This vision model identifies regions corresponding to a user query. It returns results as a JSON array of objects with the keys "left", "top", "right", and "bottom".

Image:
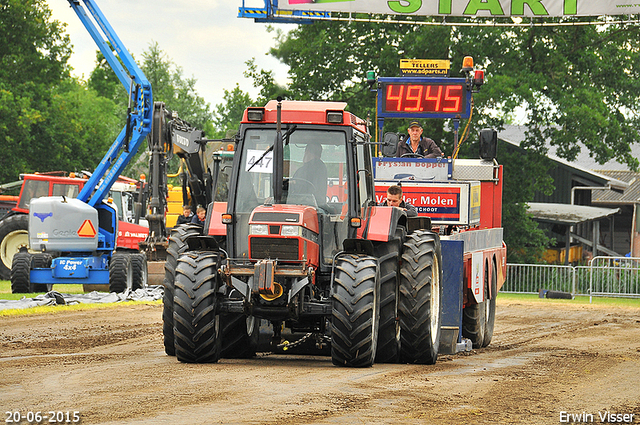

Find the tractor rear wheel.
[
  {"left": 0, "top": 214, "right": 29, "bottom": 281},
  {"left": 374, "top": 229, "right": 404, "bottom": 364},
  {"left": 163, "top": 224, "right": 201, "bottom": 356},
  {"left": 398, "top": 230, "right": 443, "bottom": 365},
  {"left": 109, "top": 253, "right": 132, "bottom": 293},
  {"left": 331, "top": 254, "right": 379, "bottom": 368},
  {"left": 10, "top": 251, "right": 32, "bottom": 293},
  {"left": 462, "top": 258, "right": 490, "bottom": 348},
  {"left": 220, "top": 314, "right": 259, "bottom": 359},
  {"left": 130, "top": 252, "right": 148, "bottom": 291},
  {"left": 463, "top": 260, "right": 491, "bottom": 349},
  {"left": 482, "top": 260, "right": 498, "bottom": 347},
  {"left": 173, "top": 251, "right": 221, "bottom": 363}
]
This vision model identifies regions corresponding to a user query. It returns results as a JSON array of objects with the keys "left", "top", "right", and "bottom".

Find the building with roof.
[{"left": 498, "top": 125, "right": 635, "bottom": 263}]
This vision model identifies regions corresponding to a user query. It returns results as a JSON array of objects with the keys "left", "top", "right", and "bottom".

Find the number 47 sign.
[{"left": 245, "top": 149, "right": 274, "bottom": 173}]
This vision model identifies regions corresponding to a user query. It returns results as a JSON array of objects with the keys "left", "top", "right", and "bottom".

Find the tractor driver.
[
  {"left": 396, "top": 121, "right": 443, "bottom": 158},
  {"left": 291, "top": 143, "right": 328, "bottom": 206},
  {"left": 381, "top": 185, "right": 418, "bottom": 217}
]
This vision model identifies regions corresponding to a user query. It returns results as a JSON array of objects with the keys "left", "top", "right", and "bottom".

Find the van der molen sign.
[{"left": 285, "top": 0, "right": 640, "bottom": 18}]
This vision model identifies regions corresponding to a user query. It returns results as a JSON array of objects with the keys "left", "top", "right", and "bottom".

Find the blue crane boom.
[{"left": 68, "top": 0, "right": 153, "bottom": 208}]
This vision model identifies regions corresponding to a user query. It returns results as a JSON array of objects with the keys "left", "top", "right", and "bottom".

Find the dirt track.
[{"left": 2, "top": 298, "right": 640, "bottom": 425}]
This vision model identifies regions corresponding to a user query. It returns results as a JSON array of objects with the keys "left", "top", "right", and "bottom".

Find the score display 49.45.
[{"left": 382, "top": 83, "right": 466, "bottom": 115}]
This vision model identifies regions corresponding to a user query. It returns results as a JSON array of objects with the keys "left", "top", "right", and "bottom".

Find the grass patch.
[
  {"left": 0, "top": 280, "right": 97, "bottom": 300},
  {"left": 0, "top": 299, "right": 161, "bottom": 317},
  {"left": 497, "top": 292, "right": 640, "bottom": 308}
]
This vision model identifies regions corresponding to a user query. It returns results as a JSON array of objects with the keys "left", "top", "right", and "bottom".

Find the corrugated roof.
[
  {"left": 592, "top": 170, "right": 640, "bottom": 205},
  {"left": 499, "top": 125, "right": 640, "bottom": 171},
  {"left": 498, "top": 127, "right": 629, "bottom": 192},
  {"left": 527, "top": 202, "right": 620, "bottom": 225}
]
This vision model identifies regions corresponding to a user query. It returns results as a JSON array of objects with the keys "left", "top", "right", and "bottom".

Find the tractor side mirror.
[
  {"left": 479, "top": 128, "right": 497, "bottom": 160},
  {"left": 382, "top": 132, "right": 400, "bottom": 157}
]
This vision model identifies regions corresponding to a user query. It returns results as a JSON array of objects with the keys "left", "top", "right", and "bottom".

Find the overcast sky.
[{"left": 46, "top": 0, "right": 292, "bottom": 109}]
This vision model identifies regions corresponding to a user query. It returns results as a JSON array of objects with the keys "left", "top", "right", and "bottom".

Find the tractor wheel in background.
[
  {"left": 163, "top": 224, "right": 201, "bottom": 356},
  {"left": 31, "top": 253, "right": 53, "bottom": 292},
  {"left": 220, "top": 314, "right": 259, "bottom": 359},
  {"left": 373, "top": 229, "right": 404, "bottom": 364},
  {"left": 130, "top": 252, "right": 148, "bottom": 290},
  {"left": 462, "top": 261, "right": 488, "bottom": 349},
  {"left": 0, "top": 214, "right": 29, "bottom": 281},
  {"left": 331, "top": 254, "right": 380, "bottom": 368},
  {"left": 10, "top": 251, "right": 32, "bottom": 293},
  {"left": 482, "top": 260, "right": 498, "bottom": 347},
  {"left": 398, "top": 230, "right": 443, "bottom": 365},
  {"left": 109, "top": 253, "right": 132, "bottom": 293},
  {"left": 173, "top": 251, "right": 221, "bottom": 363}
]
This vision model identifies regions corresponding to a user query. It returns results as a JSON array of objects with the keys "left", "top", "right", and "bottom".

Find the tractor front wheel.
[
  {"left": 398, "top": 230, "right": 443, "bottom": 365},
  {"left": 373, "top": 229, "right": 403, "bottom": 364},
  {"left": 331, "top": 254, "right": 380, "bottom": 368},
  {"left": 173, "top": 251, "right": 221, "bottom": 363},
  {"left": 220, "top": 314, "right": 259, "bottom": 359},
  {"left": 162, "top": 224, "right": 201, "bottom": 356}
]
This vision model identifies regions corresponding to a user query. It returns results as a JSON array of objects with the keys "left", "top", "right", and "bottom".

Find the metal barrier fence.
[{"left": 504, "top": 256, "right": 640, "bottom": 301}]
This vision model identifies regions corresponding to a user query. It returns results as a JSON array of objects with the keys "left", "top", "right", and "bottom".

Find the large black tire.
[
  {"left": 130, "top": 252, "right": 148, "bottom": 291},
  {"left": 10, "top": 251, "right": 32, "bottom": 293},
  {"left": 463, "top": 260, "right": 489, "bottom": 349},
  {"left": 398, "top": 231, "right": 443, "bottom": 365},
  {"left": 373, "top": 229, "right": 404, "bottom": 364},
  {"left": 109, "top": 253, "right": 132, "bottom": 293},
  {"left": 173, "top": 251, "right": 221, "bottom": 363},
  {"left": 31, "top": 253, "right": 53, "bottom": 292},
  {"left": 331, "top": 254, "right": 380, "bottom": 368},
  {"left": 220, "top": 314, "right": 259, "bottom": 359},
  {"left": 482, "top": 260, "right": 498, "bottom": 347},
  {"left": 163, "top": 224, "right": 201, "bottom": 356},
  {"left": 0, "top": 214, "right": 29, "bottom": 281}
]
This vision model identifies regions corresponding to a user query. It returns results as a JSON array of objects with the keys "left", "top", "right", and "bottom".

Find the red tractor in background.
[{"left": 0, "top": 172, "right": 148, "bottom": 290}]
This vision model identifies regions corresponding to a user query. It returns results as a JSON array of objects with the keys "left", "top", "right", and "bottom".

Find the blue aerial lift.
[{"left": 10, "top": 0, "right": 153, "bottom": 293}]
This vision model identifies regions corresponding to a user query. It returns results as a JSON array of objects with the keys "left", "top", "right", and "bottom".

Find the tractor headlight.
[
  {"left": 281, "top": 225, "right": 302, "bottom": 236},
  {"left": 250, "top": 224, "right": 269, "bottom": 235}
]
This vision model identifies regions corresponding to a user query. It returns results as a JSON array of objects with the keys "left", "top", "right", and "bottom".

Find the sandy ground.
[{"left": 1, "top": 298, "right": 639, "bottom": 425}]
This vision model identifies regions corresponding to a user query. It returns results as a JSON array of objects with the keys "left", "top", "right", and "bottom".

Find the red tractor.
[{"left": 162, "top": 99, "right": 443, "bottom": 366}]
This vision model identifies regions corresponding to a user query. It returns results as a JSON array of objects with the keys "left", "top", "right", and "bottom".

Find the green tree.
[
  {"left": 141, "top": 42, "right": 213, "bottom": 132},
  {"left": 212, "top": 84, "right": 253, "bottom": 139},
  {"left": 244, "top": 58, "right": 291, "bottom": 106},
  {"left": 0, "top": 0, "right": 73, "bottom": 183}
]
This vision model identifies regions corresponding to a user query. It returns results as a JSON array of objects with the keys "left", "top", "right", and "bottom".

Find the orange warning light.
[{"left": 77, "top": 220, "right": 97, "bottom": 238}]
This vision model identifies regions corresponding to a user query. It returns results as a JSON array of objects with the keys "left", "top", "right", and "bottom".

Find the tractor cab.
[{"left": 224, "top": 100, "right": 374, "bottom": 272}]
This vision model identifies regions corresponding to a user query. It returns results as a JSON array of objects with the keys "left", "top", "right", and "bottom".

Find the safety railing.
[{"left": 504, "top": 257, "right": 640, "bottom": 301}]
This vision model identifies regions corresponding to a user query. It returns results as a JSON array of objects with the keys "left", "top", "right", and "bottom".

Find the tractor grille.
[{"left": 250, "top": 238, "right": 299, "bottom": 260}]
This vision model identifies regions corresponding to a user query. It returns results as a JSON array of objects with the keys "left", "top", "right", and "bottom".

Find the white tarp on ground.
[
  {"left": 0, "top": 286, "right": 164, "bottom": 311},
  {"left": 285, "top": 0, "right": 640, "bottom": 18}
]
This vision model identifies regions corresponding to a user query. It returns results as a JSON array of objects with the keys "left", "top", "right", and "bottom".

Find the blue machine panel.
[{"left": 439, "top": 239, "right": 464, "bottom": 355}]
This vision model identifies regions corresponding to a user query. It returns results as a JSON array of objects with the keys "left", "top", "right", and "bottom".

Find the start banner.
[{"left": 285, "top": 0, "right": 640, "bottom": 18}]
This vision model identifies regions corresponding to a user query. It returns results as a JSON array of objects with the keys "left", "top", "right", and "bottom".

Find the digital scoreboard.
[{"left": 377, "top": 77, "right": 471, "bottom": 120}]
